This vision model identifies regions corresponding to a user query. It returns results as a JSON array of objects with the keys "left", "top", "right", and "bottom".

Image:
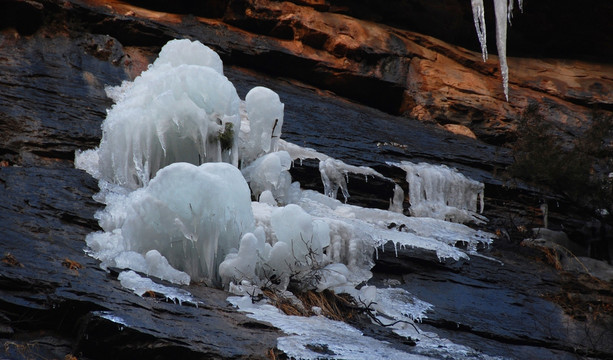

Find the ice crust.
[
  {"left": 227, "top": 295, "right": 434, "bottom": 360},
  {"left": 118, "top": 270, "right": 199, "bottom": 305},
  {"left": 228, "top": 289, "right": 503, "bottom": 360}
]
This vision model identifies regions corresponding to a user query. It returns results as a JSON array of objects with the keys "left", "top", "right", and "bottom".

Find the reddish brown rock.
[
  {"left": 12, "top": 0, "right": 606, "bottom": 147},
  {"left": 220, "top": 0, "right": 613, "bottom": 145}
]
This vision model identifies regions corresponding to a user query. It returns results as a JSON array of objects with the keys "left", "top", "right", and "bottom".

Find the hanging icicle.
[
  {"left": 471, "top": 0, "right": 488, "bottom": 61},
  {"left": 471, "top": 0, "right": 524, "bottom": 101}
]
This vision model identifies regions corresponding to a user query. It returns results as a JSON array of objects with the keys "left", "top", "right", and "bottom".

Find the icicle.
[
  {"left": 507, "top": 0, "right": 514, "bottom": 24},
  {"left": 493, "top": 0, "right": 509, "bottom": 101},
  {"left": 471, "top": 0, "right": 488, "bottom": 61},
  {"left": 471, "top": 0, "right": 525, "bottom": 101}
]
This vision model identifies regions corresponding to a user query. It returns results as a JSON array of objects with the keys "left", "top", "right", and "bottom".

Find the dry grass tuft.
[{"left": 261, "top": 288, "right": 360, "bottom": 321}]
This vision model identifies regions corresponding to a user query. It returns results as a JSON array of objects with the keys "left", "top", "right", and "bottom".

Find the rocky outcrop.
[
  {"left": 7, "top": 0, "right": 611, "bottom": 146},
  {"left": 221, "top": 0, "right": 613, "bottom": 144}
]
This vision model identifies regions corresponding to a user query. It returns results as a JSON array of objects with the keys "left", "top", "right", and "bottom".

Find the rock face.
[
  {"left": 1, "top": 0, "right": 613, "bottom": 359},
  {"left": 223, "top": 0, "right": 613, "bottom": 144},
  {"left": 7, "top": 0, "right": 611, "bottom": 145}
]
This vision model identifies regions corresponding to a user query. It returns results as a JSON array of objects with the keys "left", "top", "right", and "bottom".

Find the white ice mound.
[
  {"left": 153, "top": 38, "right": 224, "bottom": 74},
  {"left": 271, "top": 204, "right": 327, "bottom": 266},
  {"left": 220, "top": 203, "right": 332, "bottom": 291},
  {"left": 94, "top": 162, "right": 254, "bottom": 285},
  {"left": 239, "top": 86, "right": 284, "bottom": 165},
  {"left": 393, "top": 161, "right": 486, "bottom": 224},
  {"left": 241, "top": 151, "right": 293, "bottom": 204},
  {"left": 77, "top": 39, "right": 241, "bottom": 189}
]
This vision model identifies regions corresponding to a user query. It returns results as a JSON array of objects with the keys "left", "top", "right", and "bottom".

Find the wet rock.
[
  {"left": 0, "top": 0, "right": 44, "bottom": 35},
  {"left": 372, "top": 246, "right": 613, "bottom": 359}
]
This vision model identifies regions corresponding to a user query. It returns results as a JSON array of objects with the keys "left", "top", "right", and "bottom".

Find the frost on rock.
[
  {"left": 118, "top": 270, "right": 199, "bottom": 305},
  {"left": 76, "top": 39, "right": 241, "bottom": 190},
  {"left": 471, "top": 0, "right": 524, "bottom": 100},
  {"left": 392, "top": 161, "right": 486, "bottom": 224}
]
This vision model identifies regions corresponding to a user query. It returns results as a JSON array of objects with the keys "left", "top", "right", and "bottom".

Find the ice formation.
[
  {"left": 77, "top": 38, "right": 494, "bottom": 291},
  {"left": 239, "top": 86, "right": 284, "bottom": 165},
  {"left": 89, "top": 162, "right": 255, "bottom": 285},
  {"left": 392, "top": 161, "right": 486, "bottom": 224},
  {"left": 228, "top": 295, "right": 432, "bottom": 360},
  {"left": 471, "top": 0, "right": 524, "bottom": 100},
  {"left": 318, "top": 158, "right": 387, "bottom": 203},
  {"left": 75, "top": 37, "right": 502, "bottom": 360},
  {"left": 76, "top": 39, "right": 240, "bottom": 190},
  {"left": 241, "top": 151, "right": 294, "bottom": 204}
]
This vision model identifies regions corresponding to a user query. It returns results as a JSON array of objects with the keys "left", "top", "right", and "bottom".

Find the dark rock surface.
[{"left": 1, "top": 0, "right": 612, "bottom": 359}]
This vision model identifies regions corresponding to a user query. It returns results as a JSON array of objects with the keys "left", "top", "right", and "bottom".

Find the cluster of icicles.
[{"left": 471, "top": 0, "right": 524, "bottom": 100}]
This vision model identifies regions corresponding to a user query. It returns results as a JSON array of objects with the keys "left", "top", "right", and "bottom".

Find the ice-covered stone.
[{"left": 392, "top": 161, "right": 486, "bottom": 224}]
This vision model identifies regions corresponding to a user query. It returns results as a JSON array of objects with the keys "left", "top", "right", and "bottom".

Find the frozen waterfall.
[{"left": 75, "top": 38, "right": 498, "bottom": 360}]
